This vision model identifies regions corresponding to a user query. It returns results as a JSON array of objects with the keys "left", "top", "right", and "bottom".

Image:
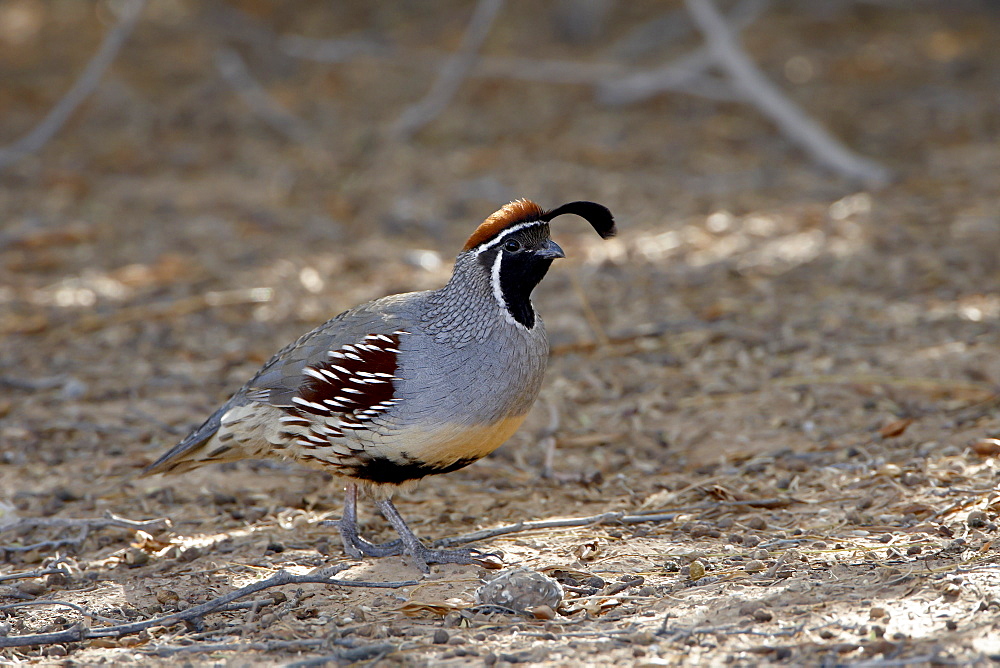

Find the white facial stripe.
[
  {"left": 471, "top": 220, "right": 547, "bottom": 256},
  {"left": 490, "top": 248, "right": 523, "bottom": 328}
]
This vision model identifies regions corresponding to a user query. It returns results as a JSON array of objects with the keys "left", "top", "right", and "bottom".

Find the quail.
[{"left": 144, "top": 199, "right": 616, "bottom": 570}]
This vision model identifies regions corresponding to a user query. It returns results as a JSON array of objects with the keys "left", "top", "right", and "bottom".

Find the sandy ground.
[{"left": 2, "top": 1, "right": 1000, "bottom": 665}]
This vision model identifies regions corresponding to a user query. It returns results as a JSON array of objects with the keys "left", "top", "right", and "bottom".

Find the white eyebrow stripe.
[{"left": 471, "top": 220, "right": 547, "bottom": 256}]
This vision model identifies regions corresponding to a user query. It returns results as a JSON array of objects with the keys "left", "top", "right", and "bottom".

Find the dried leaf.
[
  {"left": 879, "top": 418, "right": 914, "bottom": 439},
  {"left": 573, "top": 540, "right": 601, "bottom": 561},
  {"left": 397, "top": 602, "right": 464, "bottom": 618},
  {"left": 898, "top": 503, "right": 934, "bottom": 517},
  {"left": 971, "top": 438, "right": 1000, "bottom": 457}
]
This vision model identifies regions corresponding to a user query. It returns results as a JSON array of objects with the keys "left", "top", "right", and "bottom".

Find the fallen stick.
[
  {"left": 392, "top": 0, "right": 505, "bottom": 138},
  {"left": 0, "top": 0, "right": 146, "bottom": 170},
  {"left": 0, "top": 566, "right": 417, "bottom": 648},
  {"left": 685, "top": 0, "right": 892, "bottom": 185}
]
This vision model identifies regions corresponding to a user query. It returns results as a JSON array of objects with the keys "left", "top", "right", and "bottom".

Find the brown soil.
[{"left": 2, "top": 2, "right": 999, "bottom": 665}]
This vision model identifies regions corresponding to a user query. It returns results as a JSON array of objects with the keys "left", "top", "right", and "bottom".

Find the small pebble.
[
  {"left": 968, "top": 511, "right": 988, "bottom": 529},
  {"left": 628, "top": 631, "right": 655, "bottom": 646},
  {"left": 746, "top": 517, "right": 767, "bottom": 530},
  {"left": 530, "top": 605, "right": 556, "bottom": 620},
  {"left": 664, "top": 560, "right": 680, "bottom": 572},
  {"left": 43, "top": 644, "right": 67, "bottom": 657},
  {"left": 17, "top": 580, "right": 46, "bottom": 596},
  {"left": 752, "top": 608, "right": 773, "bottom": 622},
  {"left": 689, "top": 561, "right": 706, "bottom": 580},
  {"left": 432, "top": 629, "right": 449, "bottom": 644},
  {"left": 45, "top": 571, "right": 68, "bottom": 587},
  {"left": 123, "top": 547, "right": 149, "bottom": 567},
  {"left": 906, "top": 545, "right": 922, "bottom": 556},
  {"left": 447, "top": 635, "right": 466, "bottom": 646},
  {"left": 870, "top": 606, "right": 887, "bottom": 620},
  {"left": 743, "top": 535, "right": 761, "bottom": 548},
  {"left": 690, "top": 524, "right": 721, "bottom": 539},
  {"left": 946, "top": 619, "right": 958, "bottom": 630},
  {"left": 744, "top": 560, "right": 766, "bottom": 573}
]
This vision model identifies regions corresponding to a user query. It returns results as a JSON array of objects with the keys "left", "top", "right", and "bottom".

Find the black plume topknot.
[{"left": 540, "top": 201, "right": 617, "bottom": 240}]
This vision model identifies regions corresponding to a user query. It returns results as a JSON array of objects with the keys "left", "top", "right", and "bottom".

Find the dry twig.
[
  {"left": 213, "top": 47, "right": 315, "bottom": 144},
  {"left": 392, "top": 0, "right": 505, "bottom": 139},
  {"left": 433, "top": 510, "right": 678, "bottom": 548},
  {"left": 0, "top": 0, "right": 146, "bottom": 170},
  {"left": 0, "top": 513, "right": 170, "bottom": 553},
  {"left": 0, "top": 567, "right": 69, "bottom": 584},
  {"left": 597, "top": 0, "right": 767, "bottom": 106},
  {"left": 0, "top": 566, "right": 416, "bottom": 648},
  {"left": 684, "top": 0, "right": 892, "bottom": 185}
]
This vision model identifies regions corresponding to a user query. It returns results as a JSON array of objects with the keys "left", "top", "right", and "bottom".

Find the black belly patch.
[{"left": 350, "top": 455, "right": 479, "bottom": 485}]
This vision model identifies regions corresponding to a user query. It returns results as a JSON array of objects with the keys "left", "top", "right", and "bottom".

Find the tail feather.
[{"left": 142, "top": 408, "right": 225, "bottom": 476}]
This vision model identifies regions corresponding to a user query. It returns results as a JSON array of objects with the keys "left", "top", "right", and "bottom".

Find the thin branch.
[
  {"left": 433, "top": 498, "right": 794, "bottom": 548},
  {"left": 213, "top": 47, "right": 315, "bottom": 144},
  {"left": 597, "top": 0, "right": 767, "bottom": 106},
  {"left": 539, "top": 400, "right": 561, "bottom": 479},
  {"left": 3, "top": 512, "right": 170, "bottom": 533},
  {"left": 684, "top": 0, "right": 892, "bottom": 185},
  {"left": 433, "top": 510, "right": 678, "bottom": 548},
  {"left": 0, "top": 566, "right": 417, "bottom": 648},
  {"left": 392, "top": 0, "right": 505, "bottom": 139},
  {"left": 0, "top": 0, "right": 146, "bottom": 170},
  {"left": 0, "top": 567, "right": 69, "bottom": 583},
  {"left": 278, "top": 34, "right": 391, "bottom": 62}
]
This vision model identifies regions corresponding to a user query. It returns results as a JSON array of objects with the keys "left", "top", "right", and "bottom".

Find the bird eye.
[{"left": 503, "top": 239, "right": 521, "bottom": 252}]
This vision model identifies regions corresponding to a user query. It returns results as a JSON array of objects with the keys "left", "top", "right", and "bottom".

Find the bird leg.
[
  {"left": 334, "top": 483, "right": 403, "bottom": 558},
  {"left": 374, "top": 497, "right": 485, "bottom": 572}
]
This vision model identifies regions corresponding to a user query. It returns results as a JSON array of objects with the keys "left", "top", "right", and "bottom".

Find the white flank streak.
[
  {"left": 375, "top": 335, "right": 394, "bottom": 343},
  {"left": 330, "top": 365, "right": 349, "bottom": 375},
  {"left": 303, "top": 367, "right": 326, "bottom": 382},
  {"left": 341, "top": 387, "right": 363, "bottom": 394},
  {"left": 329, "top": 351, "right": 346, "bottom": 359},
  {"left": 292, "top": 397, "right": 328, "bottom": 412},
  {"left": 279, "top": 415, "right": 308, "bottom": 424},
  {"left": 344, "top": 353, "right": 363, "bottom": 361}
]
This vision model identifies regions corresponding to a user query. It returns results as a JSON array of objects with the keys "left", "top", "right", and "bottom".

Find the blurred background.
[{"left": 2, "top": 1, "right": 1000, "bottom": 661}]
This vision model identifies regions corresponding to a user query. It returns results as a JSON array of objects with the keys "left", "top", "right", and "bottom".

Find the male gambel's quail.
[{"left": 144, "top": 199, "right": 616, "bottom": 570}]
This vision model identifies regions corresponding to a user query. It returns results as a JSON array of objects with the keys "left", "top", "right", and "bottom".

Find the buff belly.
[{"left": 210, "top": 402, "right": 529, "bottom": 488}]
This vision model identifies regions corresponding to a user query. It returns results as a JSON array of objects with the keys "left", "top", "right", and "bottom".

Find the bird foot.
[
  {"left": 323, "top": 519, "right": 404, "bottom": 558},
  {"left": 404, "top": 545, "right": 503, "bottom": 573}
]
